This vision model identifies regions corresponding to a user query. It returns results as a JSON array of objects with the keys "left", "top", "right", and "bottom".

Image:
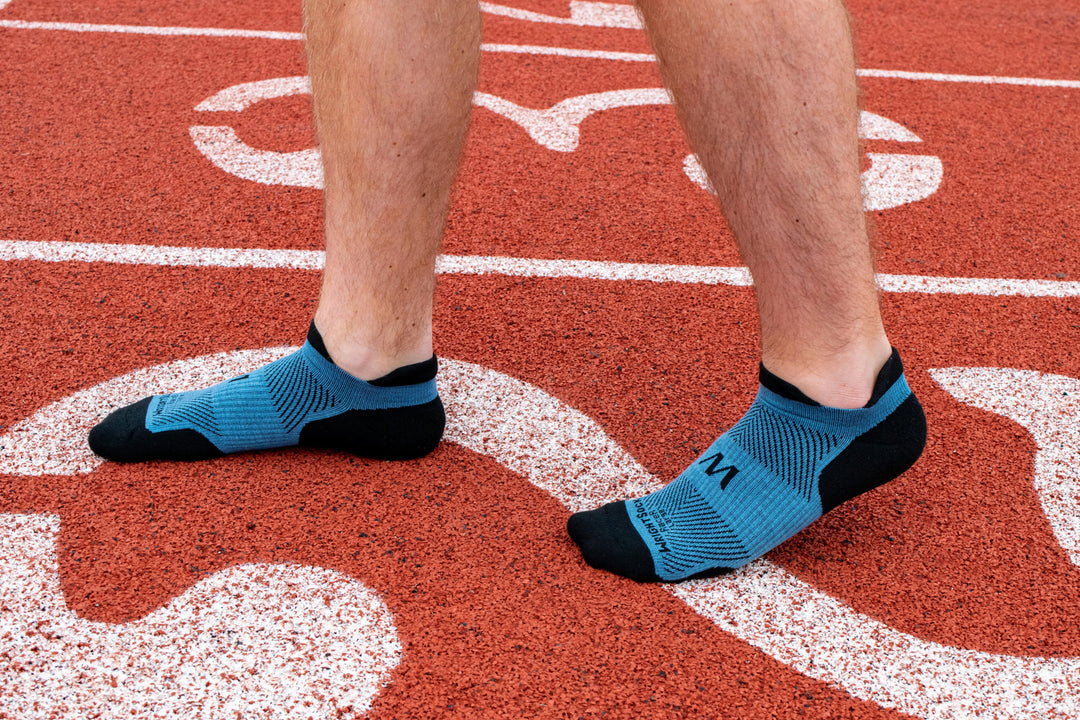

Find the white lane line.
[
  {"left": 4, "top": 239, "right": 1080, "bottom": 298},
  {"left": 857, "top": 67, "right": 1080, "bottom": 89},
  {"left": 0, "top": 18, "right": 304, "bottom": 40},
  {"left": 438, "top": 252, "right": 754, "bottom": 286},
  {"left": 1, "top": 19, "right": 1079, "bottom": 89},
  {"left": 0, "top": 239, "right": 325, "bottom": 271},
  {"left": 480, "top": 42, "right": 655, "bottom": 62}
]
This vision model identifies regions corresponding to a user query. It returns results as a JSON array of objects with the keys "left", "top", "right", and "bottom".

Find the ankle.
[
  {"left": 762, "top": 337, "right": 893, "bottom": 409},
  {"left": 311, "top": 317, "right": 433, "bottom": 382}
]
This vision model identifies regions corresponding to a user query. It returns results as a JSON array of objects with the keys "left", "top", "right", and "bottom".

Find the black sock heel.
[{"left": 299, "top": 397, "right": 445, "bottom": 461}]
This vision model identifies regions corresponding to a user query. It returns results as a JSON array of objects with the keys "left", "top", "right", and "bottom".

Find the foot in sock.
[
  {"left": 566, "top": 349, "right": 926, "bottom": 583},
  {"left": 88, "top": 323, "right": 445, "bottom": 462}
]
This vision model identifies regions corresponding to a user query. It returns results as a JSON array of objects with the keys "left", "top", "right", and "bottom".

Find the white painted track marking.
[
  {"left": 858, "top": 67, "right": 1080, "bottom": 89},
  {"left": 479, "top": 1, "right": 642, "bottom": 29},
  {"left": 931, "top": 368, "right": 1080, "bottom": 566},
  {"left": 191, "top": 79, "right": 942, "bottom": 212},
  {"left": 1, "top": 4, "right": 1076, "bottom": 715},
  {"left": 194, "top": 75, "right": 311, "bottom": 112},
  {"left": 1, "top": 19, "right": 1079, "bottom": 88},
  {"left": 473, "top": 88, "right": 671, "bottom": 152},
  {"left": 190, "top": 76, "right": 324, "bottom": 188},
  {"left": 454, "top": 359, "right": 1080, "bottom": 720},
  {"left": 858, "top": 112, "right": 925, "bottom": 142},
  {"left": 0, "top": 513, "right": 401, "bottom": 719},
  {"left": 190, "top": 125, "right": 324, "bottom": 188},
  {"left": 0, "top": 239, "right": 326, "bottom": 270},
  {"left": 0, "top": 352, "right": 1078, "bottom": 718},
  {"left": 479, "top": 42, "right": 656, "bottom": 62},
  {"left": 0, "top": 347, "right": 294, "bottom": 476},
  {"left": 6, "top": 239, "right": 1080, "bottom": 298},
  {"left": 861, "top": 153, "right": 944, "bottom": 211},
  {"left": 0, "top": 18, "right": 305, "bottom": 40}
]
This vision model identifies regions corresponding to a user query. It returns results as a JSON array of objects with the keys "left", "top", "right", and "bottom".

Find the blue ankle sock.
[
  {"left": 567, "top": 349, "right": 926, "bottom": 582},
  {"left": 89, "top": 324, "right": 445, "bottom": 462}
]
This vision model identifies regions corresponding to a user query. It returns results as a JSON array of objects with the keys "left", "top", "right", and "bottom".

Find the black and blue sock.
[
  {"left": 88, "top": 323, "right": 445, "bottom": 462},
  {"left": 567, "top": 349, "right": 926, "bottom": 582}
]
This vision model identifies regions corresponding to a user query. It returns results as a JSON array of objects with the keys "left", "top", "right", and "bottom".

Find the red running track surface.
[{"left": 1, "top": 0, "right": 1079, "bottom": 718}]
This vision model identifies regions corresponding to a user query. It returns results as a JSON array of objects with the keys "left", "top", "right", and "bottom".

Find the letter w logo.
[{"left": 699, "top": 451, "right": 740, "bottom": 490}]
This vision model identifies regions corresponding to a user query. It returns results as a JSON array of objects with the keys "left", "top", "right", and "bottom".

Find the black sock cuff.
[
  {"left": 758, "top": 364, "right": 821, "bottom": 406},
  {"left": 866, "top": 348, "right": 904, "bottom": 406},
  {"left": 307, "top": 320, "right": 334, "bottom": 362},
  {"left": 369, "top": 357, "right": 438, "bottom": 387},
  {"left": 759, "top": 347, "right": 905, "bottom": 408},
  {"left": 306, "top": 321, "right": 438, "bottom": 387}
]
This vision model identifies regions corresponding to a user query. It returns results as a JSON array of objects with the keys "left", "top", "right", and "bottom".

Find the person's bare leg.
[
  {"left": 88, "top": 1, "right": 480, "bottom": 463},
  {"left": 567, "top": 0, "right": 925, "bottom": 582},
  {"left": 640, "top": 0, "right": 888, "bottom": 408},
  {"left": 306, "top": 0, "right": 481, "bottom": 380}
]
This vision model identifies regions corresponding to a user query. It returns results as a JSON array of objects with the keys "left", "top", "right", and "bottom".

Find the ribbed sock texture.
[
  {"left": 88, "top": 324, "right": 445, "bottom": 462},
  {"left": 567, "top": 349, "right": 926, "bottom": 582}
]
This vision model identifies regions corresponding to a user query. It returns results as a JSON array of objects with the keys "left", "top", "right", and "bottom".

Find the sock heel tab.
[{"left": 307, "top": 320, "right": 437, "bottom": 387}]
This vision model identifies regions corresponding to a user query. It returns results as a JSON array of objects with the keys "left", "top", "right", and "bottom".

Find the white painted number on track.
[
  {"left": 0, "top": 513, "right": 400, "bottom": 719},
  {"left": 190, "top": 76, "right": 322, "bottom": 188},
  {"left": 190, "top": 79, "right": 942, "bottom": 211},
  {"left": 931, "top": 367, "right": 1080, "bottom": 566},
  {"left": 0, "top": 351, "right": 1077, "bottom": 718}
]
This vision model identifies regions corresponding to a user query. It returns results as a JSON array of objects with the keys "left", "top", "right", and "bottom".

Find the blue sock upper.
[
  {"left": 627, "top": 373, "right": 913, "bottom": 580},
  {"left": 144, "top": 341, "right": 438, "bottom": 454},
  {"left": 89, "top": 323, "right": 446, "bottom": 463},
  {"left": 568, "top": 351, "right": 926, "bottom": 583}
]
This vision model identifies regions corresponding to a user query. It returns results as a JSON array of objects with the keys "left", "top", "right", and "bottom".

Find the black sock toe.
[
  {"left": 88, "top": 397, "right": 223, "bottom": 463},
  {"left": 567, "top": 502, "right": 661, "bottom": 583}
]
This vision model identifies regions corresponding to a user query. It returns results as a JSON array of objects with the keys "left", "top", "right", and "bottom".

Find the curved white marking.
[
  {"left": 859, "top": 111, "right": 923, "bottom": 142},
  {"left": 442, "top": 359, "right": 1080, "bottom": 719},
  {"left": 195, "top": 76, "right": 311, "bottom": 112},
  {"left": 474, "top": 88, "right": 670, "bottom": 151},
  {"left": 190, "top": 82, "right": 671, "bottom": 186},
  {"left": 0, "top": 347, "right": 293, "bottom": 476},
  {"left": 189, "top": 78, "right": 941, "bottom": 216},
  {"left": 191, "top": 76, "right": 323, "bottom": 188},
  {"left": 0, "top": 512, "right": 400, "bottom": 718},
  {"left": 681, "top": 154, "right": 714, "bottom": 195},
  {"left": 861, "top": 153, "right": 944, "bottom": 211},
  {"left": 671, "top": 567, "right": 1079, "bottom": 720},
  {"left": 480, "top": 1, "right": 642, "bottom": 28},
  {"left": 931, "top": 367, "right": 1080, "bottom": 565},
  {"left": 479, "top": 91, "right": 918, "bottom": 153},
  {"left": 2, "top": 353, "right": 1078, "bottom": 718},
  {"left": 439, "top": 358, "right": 657, "bottom": 511},
  {"left": 190, "top": 125, "right": 324, "bottom": 188}
]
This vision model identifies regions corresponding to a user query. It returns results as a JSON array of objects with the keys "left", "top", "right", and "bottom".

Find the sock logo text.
[{"left": 634, "top": 501, "right": 670, "bottom": 553}]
